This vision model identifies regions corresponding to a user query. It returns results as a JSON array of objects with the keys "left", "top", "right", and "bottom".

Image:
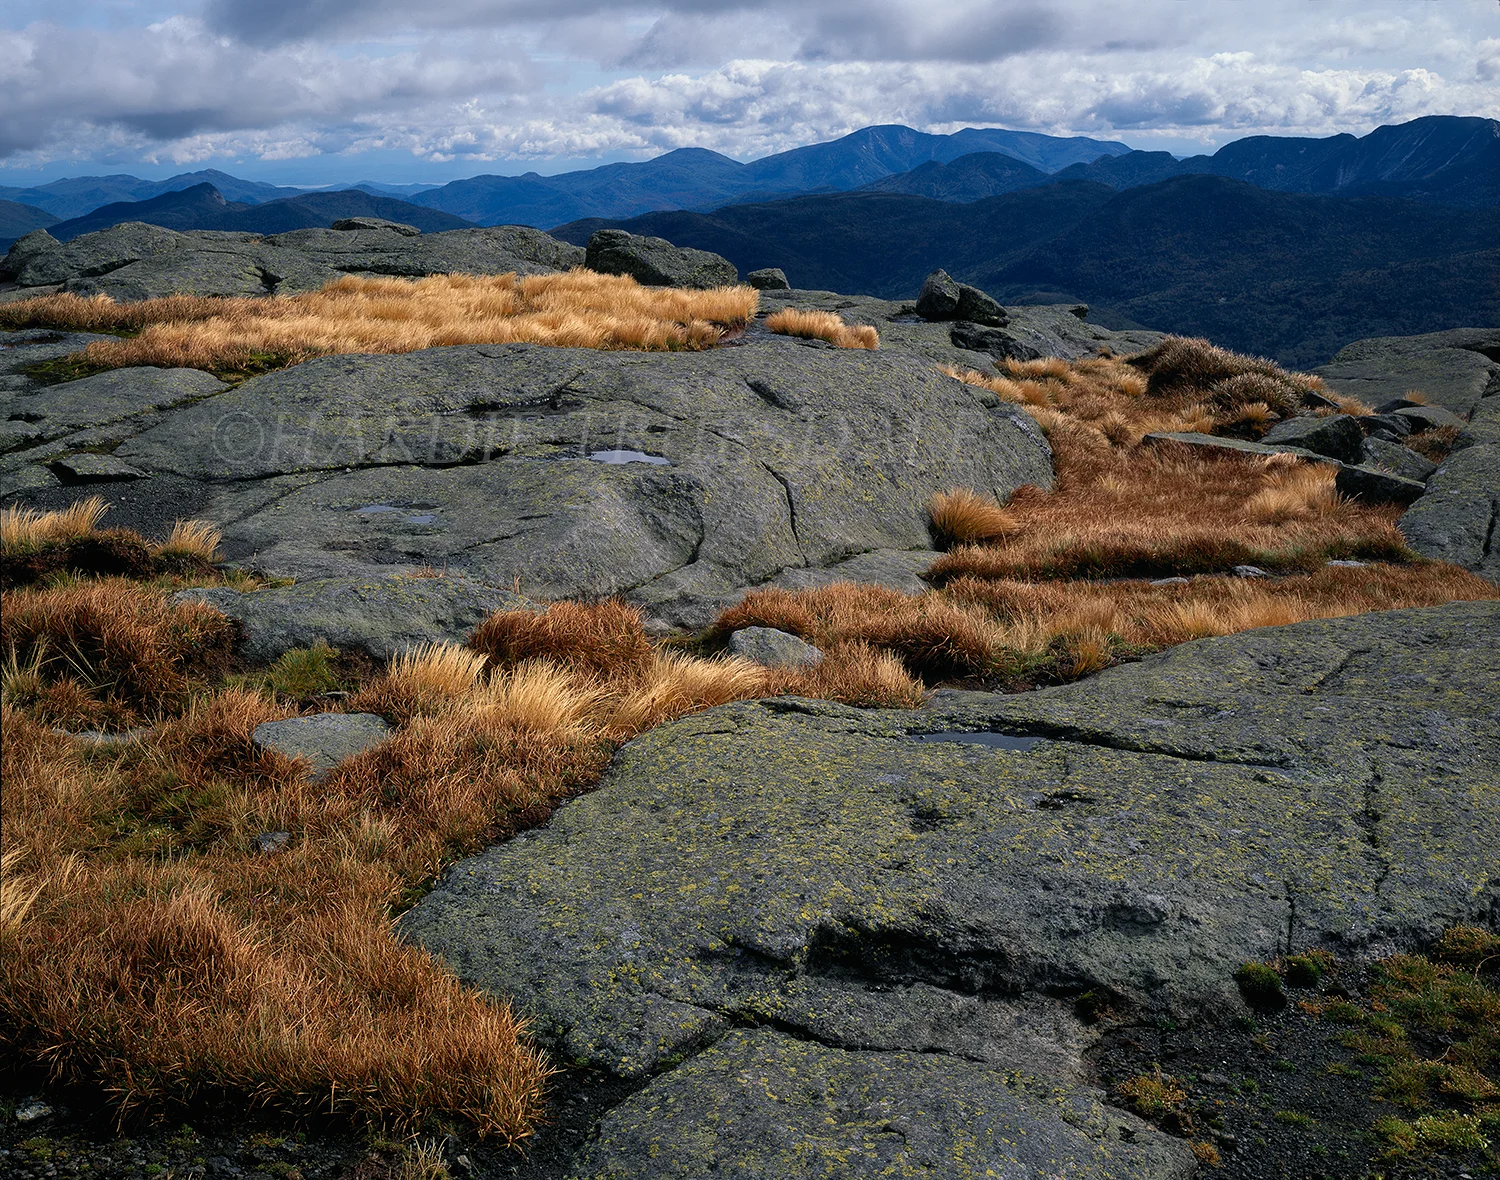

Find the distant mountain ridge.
[
  {"left": 0, "top": 169, "right": 307, "bottom": 220},
  {"left": 554, "top": 174, "right": 1499, "bottom": 368},
  {"left": 40, "top": 183, "right": 474, "bottom": 242}
]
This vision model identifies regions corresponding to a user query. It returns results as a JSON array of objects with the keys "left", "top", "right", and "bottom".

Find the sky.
[{"left": 2, "top": 0, "right": 1498, "bottom": 186}]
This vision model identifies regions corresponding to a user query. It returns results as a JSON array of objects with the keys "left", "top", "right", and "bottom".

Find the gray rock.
[
  {"left": 253, "top": 831, "right": 292, "bottom": 854},
  {"left": 251, "top": 712, "right": 391, "bottom": 779},
  {"left": 1398, "top": 444, "right": 1500, "bottom": 580},
  {"left": 1361, "top": 437, "right": 1437, "bottom": 483},
  {"left": 1313, "top": 329, "right": 1499, "bottom": 417},
  {"left": 117, "top": 343, "right": 1052, "bottom": 629},
  {"left": 1334, "top": 463, "right": 1428, "bottom": 506},
  {"left": 726, "top": 626, "right": 822, "bottom": 668},
  {"left": 404, "top": 602, "right": 1498, "bottom": 1148},
  {"left": 954, "top": 283, "right": 1008, "bottom": 328},
  {"left": 1144, "top": 431, "right": 1329, "bottom": 464},
  {"left": 949, "top": 321, "right": 1039, "bottom": 360},
  {"left": 1261, "top": 414, "right": 1365, "bottom": 464},
  {"left": 50, "top": 453, "right": 147, "bottom": 482},
  {"left": 1233, "top": 565, "right": 1269, "bottom": 578},
  {"left": 0, "top": 366, "right": 227, "bottom": 441},
  {"left": 330, "top": 217, "right": 420, "bottom": 236},
  {"left": 14, "top": 1099, "right": 53, "bottom": 1123},
  {"left": 584, "top": 229, "right": 738, "bottom": 289},
  {"left": 1151, "top": 576, "right": 1190, "bottom": 585},
  {"left": 768, "top": 547, "right": 940, "bottom": 598},
  {"left": 1325, "top": 559, "right": 1367, "bottom": 568},
  {"left": 1360, "top": 413, "right": 1414, "bottom": 441},
  {"left": 915, "top": 269, "right": 962, "bottom": 320},
  {"left": 0, "top": 229, "right": 59, "bottom": 281},
  {"left": 1394, "top": 404, "right": 1467, "bottom": 433},
  {"left": 574, "top": 1029, "right": 1194, "bottom": 1180},
  {"left": 174, "top": 573, "right": 527, "bottom": 663},
  {"left": 746, "top": 267, "right": 790, "bottom": 290}
]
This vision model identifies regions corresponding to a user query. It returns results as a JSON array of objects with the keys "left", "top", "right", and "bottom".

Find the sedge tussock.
[
  {"left": 351, "top": 642, "right": 487, "bottom": 722},
  {"left": 775, "top": 641, "right": 926, "bottom": 709},
  {"left": 609, "top": 650, "right": 771, "bottom": 735},
  {"left": 1, "top": 495, "right": 108, "bottom": 555},
  {"left": 469, "top": 599, "right": 653, "bottom": 678},
  {"left": 764, "top": 308, "right": 879, "bottom": 349},
  {"left": 929, "top": 488, "right": 1019, "bottom": 548},
  {"left": 157, "top": 518, "right": 223, "bottom": 561},
  {"left": 5, "top": 270, "right": 760, "bottom": 379},
  {"left": 469, "top": 660, "right": 604, "bottom": 736}
]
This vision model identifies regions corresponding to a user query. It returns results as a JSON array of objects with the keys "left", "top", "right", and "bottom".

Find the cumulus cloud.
[{"left": 1, "top": 0, "right": 1496, "bottom": 173}]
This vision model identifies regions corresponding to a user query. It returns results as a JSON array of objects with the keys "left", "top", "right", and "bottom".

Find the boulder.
[
  {"left": 1359, "top": 413, "right": 1414, "bottom": 441},
  {"left": 1394, "top": 404, "right": 1467, "bottom": 433},
  {"left": 0, "top": 229, "right": 59, "bottom": 281},
  {"left": 403, "top": 602, "right": 1498, "bottom": 1159},
  {"left": 1333, "top": 463, "right": 1427, "bottom": 506},
  {"left": 954, "top": 283, "right": 1008, "bottom": 327},
  {"left": 251, "top": 712, "right": 391, "bottom": 779},
  {"left": 330, "top": 217, "right": 420, "bottom": 236},
  {"left": 746, "top": 267, "right": 790, "bottom": 291},
  {"left": 1398, "top": 444, "right": 1500, "bottom": 580},
  {"left": 914, "top": 269, "right": 962, "bottom": 320},
  {"left": 1260, "top": 414, "right": 1365, "bottom": 464},
  {"left": 915, "top": 269, "right": 1008, "bottom": 327},
  {"left": 584, "top": 229, "right": 738, "bottom": 289},
  {"left": 725, "top": 626, "right": 822, "bottom": 668},
  {"left": 174, "top": 573, "right": 528, "bottom": 663},
  {"left": 1360, "top": 437, "right": 1437, "bottom": 483}
]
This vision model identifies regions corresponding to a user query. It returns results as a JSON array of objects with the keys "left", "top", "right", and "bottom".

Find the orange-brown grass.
[
  {"left": 1, "top": 578, "right": 236, "bottom": 724},
  {"left": 2, "top": 499, "right": 226, "bottom": 587},
  {"left": 1, "top": 495, "right": 109, "bottom": 554},
  {"left": 2, "top": 587, "right": 935, "bottom": 1138},
  {"left": 928, "top": 488, "right": 1019, "bottom": 548},
  {"left": 1406, "top": 426, "right": 1461, "bottom": 463},
  {"left": 1126, "top": 335, "right": 1372, "bottom": 416},
  {"left": 764, "top": 308, "right": 879, "bottom": 349},
  {"left": 933, "top": 366, "right": 1408, "bottom": 581},
  {"left": 5, "top": 270, "right": 760, "bottom": 378}
]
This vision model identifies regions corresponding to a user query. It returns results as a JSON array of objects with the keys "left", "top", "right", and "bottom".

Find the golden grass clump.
[
  {"left": 608, "top": 649, "right": 769, "bottom": 733},
  {"left": 764, "top": 308, "right": 879, "bottom": 349},
  {"left": 1, "top": 495, "right": 108, "bottom": 555},
  {"left": 5, "top": 270, "right": 760, "bottom": 379},
  {"left": 928, "top": 488, "right": 1019, "bottom": 548},
  {"left": 351, "top": 641, "right": 488, "bottom": 722},
  {"left": 468, "top": 599, "right": 654, "bottom": 678},
  {"left": 158, "top": 519, "right": 223, "bottom": 562}
]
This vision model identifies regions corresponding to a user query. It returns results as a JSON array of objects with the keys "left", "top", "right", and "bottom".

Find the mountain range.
[
  {"left": 38, "top": 184, "right": 473, "bottom": 243},
  {"left": 555, "top": 175, "right": 1500, "bottom": 368}
]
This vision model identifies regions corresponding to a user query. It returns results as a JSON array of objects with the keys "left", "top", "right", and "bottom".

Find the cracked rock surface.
[{"left": 401, "top": 601, "right": 1498, "bottom": 1176}]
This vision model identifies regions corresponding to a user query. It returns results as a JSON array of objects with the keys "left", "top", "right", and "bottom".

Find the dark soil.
[
  {"left": 1091, "top": 961, "right": 1495, "bottom": 1179},
  {"left": 0, "top": 1065, "right": 645, "bottom": 1180},
  {"left": 1, "top": 476, "right": 222, "bottom": 548}
]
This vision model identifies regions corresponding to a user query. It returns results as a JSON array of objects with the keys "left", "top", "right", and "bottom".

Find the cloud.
[{"left": 2, "top": 0, "right": 1496, "bottom": 172}]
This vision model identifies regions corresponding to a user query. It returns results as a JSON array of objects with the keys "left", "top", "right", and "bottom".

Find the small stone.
[
  {"left": 1393, "top": 404, "right": 1466, "bottom": 432},
  {"left": 253, "top": 831, "right": 292, "bottom": 855},
  {"left": 726, "top": 626, "right": 823, "bottom": 669},
  {"left": 1325, "top": 559, "right": 1367, "bottom": 568},
  {"left": 1200, "top": 1072, "right": 1232, "bottom": 1087},
  {"left": 1233, "top": 565, "right": 1270, "bottom": 578},
  {"left": 15, "top": 1099, "right": 52, "bottom": 1122},
  {"left": 251, "top": 713, "right": 392, "bottom": 780},
  {"left": 1151, "top": 576, "right": 1190, "bottom": 586},
  {"left": 746, "top": 268, "right": 789, "bottom": 291}
]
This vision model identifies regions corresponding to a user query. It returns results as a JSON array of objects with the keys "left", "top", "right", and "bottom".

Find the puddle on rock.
[
  {"left": 588, "top": 449, "right": 671, "bottom": 466},
  {"left": 355, "top": 504, "right": 439, "bottom": 524},
  {"left": 356, "top": 504, "right": 400, "bottom": 514},
  {"left": 908, "top": 731, "right": 1043, "bottom": 751}
]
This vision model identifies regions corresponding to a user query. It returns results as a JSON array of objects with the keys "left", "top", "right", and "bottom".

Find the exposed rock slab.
[
  {"left": 1313, "top": 328, "right": 1500, "bottom": 416},
  {"left": 403, "top": 602, "right": 1498, "bottom": 1171},
  {"left": 176, "top": 573, "right": 527, "bottom": 663},
  {"left": 107, "top": 340, "right": 1051, "bottom": 628},
  {"left": 584, "top": 229, "right": 738, "bottom": 289},
  {"left": 572, "top": 1029, "right": 1193, "bottom": 1180}
]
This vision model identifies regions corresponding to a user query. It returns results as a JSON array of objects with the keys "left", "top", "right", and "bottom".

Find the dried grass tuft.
[
  {"left": 469, "top": 599, "right": 653, "bottom": 678},
  {"left": 157, "top": 519, "right": 223, "bottom": 562},
  {"left": 1, "top": 496, "right": 109, "bottom": 555},
  {"left": 764, "top": 308, "right": 879, "bottom": 349},
  {"left": 929, "top": 488, "right": 1019, "bottom": 548}
]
